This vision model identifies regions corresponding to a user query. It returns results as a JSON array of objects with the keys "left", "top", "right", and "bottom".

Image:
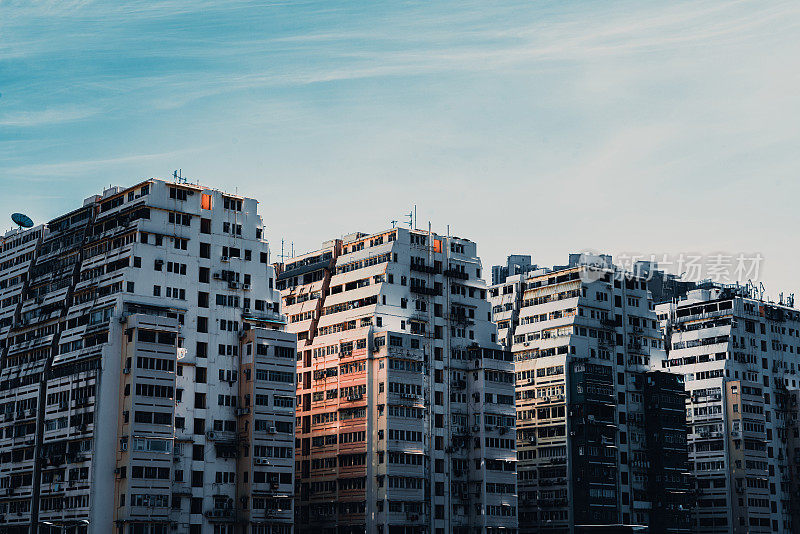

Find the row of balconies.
[
  {"left": 0, "top": 409, "right": 37, "bottom": 422},
  {"left": 410, "top": 263, "right": 440, "bottom": 275}
]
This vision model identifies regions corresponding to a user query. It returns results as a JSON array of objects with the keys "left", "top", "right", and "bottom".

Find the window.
[
  {"left": 193, "top": 418, "right": 205, "bottom": 435},
  {"left": 200, "top": 242, "right": 210, "bottom": 259},
  {"left": 199, "top": 267, "right": 210, "bottom": 284},
  {"left": 223, "top": 197, "right": 242, "bottom": 211},
  {"left": 169, "top": 187, "right": 188, "bottom": 201}
]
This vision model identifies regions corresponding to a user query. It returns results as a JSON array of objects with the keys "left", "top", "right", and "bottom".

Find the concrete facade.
[
  {"left": 657, "top": 286, "right": 800, "bottom": 533},
  {"left": 278, "top": 227, "right": 518, "bottom": 534},
  {"left": 0, "top": 179, "right": 295, "bottom": 534},
  {"left": 491, "top": 261, "right": 692, "bottom": 533}
]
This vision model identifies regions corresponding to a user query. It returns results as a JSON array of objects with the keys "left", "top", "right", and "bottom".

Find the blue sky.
[{"left": 1, "top": 1, "right": 799, "bottom": 297}]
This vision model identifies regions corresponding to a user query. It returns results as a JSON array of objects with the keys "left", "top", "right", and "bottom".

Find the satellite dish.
[{"left": 11, "top": 213, "right": 34, "bottom": 228}]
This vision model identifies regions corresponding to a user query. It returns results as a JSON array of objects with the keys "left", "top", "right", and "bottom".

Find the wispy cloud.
[
  {"left": 0, "top": 106, "right": 100, "bottom": 127},
  {"left": 1, "top": 146, "right": 209, "bottom": 179},
  {"left": 0, "top": 0, "right": 798, "bottom": 296}
]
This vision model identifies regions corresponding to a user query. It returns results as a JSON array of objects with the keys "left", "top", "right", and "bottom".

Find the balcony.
[
  {"left": 448, "top": 314, "right": 474, "bottom": 326},
  {"left": 205, "top": 509, "right": 236, "bottom": 522},
  {"left": 443, "top": 269, "right": 469, "bottom": 280},
  {"left": 409, "top": 285, "right": 441, "bottom": 296},
  {"left": 410, "top": 263, "right": 439, "bottom": 274},
  {"left": 241, "top": 310, "right": 287, "bottom": 325}
]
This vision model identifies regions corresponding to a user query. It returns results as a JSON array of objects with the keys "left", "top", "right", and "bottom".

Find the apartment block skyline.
[
  {"left": 0, "top": 179, "right": 295, "bottom": 534},
  {"left": 6, "top": 177, "right": 800, "bottom": 534},
  {"left": 278, "top": 227, "right": 518, "bottom": 534}
]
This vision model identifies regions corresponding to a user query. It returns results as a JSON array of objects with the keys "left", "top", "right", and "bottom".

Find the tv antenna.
[
  {"left": 173, "top": 169, "right": 187, "bottom": 184},
  {"left": 1, "top": 213, "right": 33, "bottom": 246},
  {"left": 278, "top": 239, "right": 293, "bottom": 263},
  {"left": 11, "top": 213, "right": 33, "bottom": 229}
]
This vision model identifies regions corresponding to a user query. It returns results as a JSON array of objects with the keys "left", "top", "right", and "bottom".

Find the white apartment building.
[
  {"left": 277, "top": 227, "right": 518, "bottom": 534},
  {"left": 491, "top": 259, "right": 692, "bottom": 534},
  {"left": 657, "top": 286, "right": 800, "bottom": 533},
  {"left": 0, "top": 179, "right": 295, "bottom": 534}
]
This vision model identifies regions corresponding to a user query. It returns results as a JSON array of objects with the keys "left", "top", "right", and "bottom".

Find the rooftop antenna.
[
  {"left": 11, "top": 213, "right": 33, "bottom": 229},
  {"left": 173, "top": 169, "right": 187, "bottom": 184},
  {"left": 414, "top": 205, "right": 417, "bottom": 230},
  {"left": 406, "top": 211, "right": 413, "bottom": 229},
  {"left": 390, "top": 220, "right": 397, "bottom": 228},
  {"left": 2, "top": 213, "right": 33, "bottom": 245}
]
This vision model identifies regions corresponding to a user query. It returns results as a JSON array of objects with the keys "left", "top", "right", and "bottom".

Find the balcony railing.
[{"left": 443, "top": 269, "right": 469, "bottom": 280}]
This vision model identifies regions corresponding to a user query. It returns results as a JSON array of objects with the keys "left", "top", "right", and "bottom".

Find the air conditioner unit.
[
  {"left": 243, "top": 308, "right": 251, "bottom": 314},
  {"left": 266, "top": 425, "right": 276, "bottom": 434},
  {"left": 213, "top": 272, "right": 223, "bottom": 280},
  {"left": 472, "top": 425, "right": 481, "bottom": 433},
  {"left": 122, "top": 368, "right": 130, "bottom": 375},
  {"left": 206, "top": 431, "right": 216, "bottom": 440},
  {"left": 229, "top": 282, "right": 239, "bottom": 289},
  {"left": 242, "top": 284, "right": 251, "bottom": 290},
  {"left": 221, "top": 256, "right": 229, "bottom": 262}
]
